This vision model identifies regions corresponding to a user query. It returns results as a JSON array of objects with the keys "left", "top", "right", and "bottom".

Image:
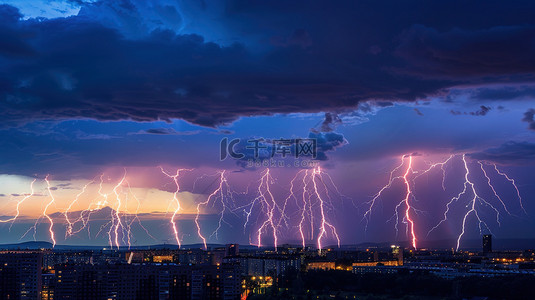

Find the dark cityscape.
[
  {"left": 1, "top": 235, "right": 535, "bottom": 299},
  {"left": 1, "top": 0, "right": 535, "bottom": 299}
]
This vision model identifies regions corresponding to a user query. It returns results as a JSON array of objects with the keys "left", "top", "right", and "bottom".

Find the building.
[
  {"left": 483, "top": 234, "right": 492, "bottom": 253},
  {"left": 53, "top": 263, "right": 241, "bottom": 300},
  {"left": 210, "top": 248, "right": 226, "bottom": 265},
  {"left": 352, "top": 260, "right": 400, "bottom": 267},
  {"left": 0, "top": 259, "right": 18, "bottom": 300},
  {"left": 0, "top": 251, "right": 43, "bottom": 300},
  {"left": 41, "top": 273, "right": 55, "bottom": 300},
  {"left": 391, "top": 245, "right": 404, "bottom": 265},
  {"left": 224, "top": 255, "right": 301, "bottom": 277},
  {"left": 352, "top": 265, "right": 401, "bottom": 275},
  {"left": 306, "top": 261, "right": 335, "bottom": 271},
  {"left": 225, "top": 244, "right": 239, "bottom": 257}
]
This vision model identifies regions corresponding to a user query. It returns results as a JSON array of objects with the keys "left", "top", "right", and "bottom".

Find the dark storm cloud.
[
  {"left": 470, "top": 86, "right": 535, "bottom": 101},
  {"left": 522, "top": 109, "right": 535, "bottom": 131},
  {"left": 140, "top": 128, "right": 200, "bottom": 135},
  {"left": 469, "top": 141, "right": 535, "bottom": 164},
  {"left": 450, "top": 105, "right": 491, "bottom": 116},
  {"left": 394, "top": 25, "right": 535, "bottom": 78},
  {"left": 313, "top": 113, "right": 342, "bottom": 133},
  {"left": 1, "top": 1, "right": 535, "bottom": 127},
  {"left": 309, "top": 132, "right": 348, "bottom": 161},
  {"left": 307, "top": 113, "right": 348, "bottom": 161}
]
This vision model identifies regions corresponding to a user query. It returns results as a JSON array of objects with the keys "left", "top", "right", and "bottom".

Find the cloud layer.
[{"left": 2, "top": 1, "right": 535, "bottom": 127}]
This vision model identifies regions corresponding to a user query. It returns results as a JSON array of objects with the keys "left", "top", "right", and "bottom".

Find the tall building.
[
  {"left": 483, "top": 234, "right": 492, "bottom": 253},
  {"left": 223, "top": 255, "right": 301, "bottom": 277},
  {"left": 41, "top": 273, "right": 55, "bottom": 300},
  {"left": 0, "top": 251, "right": 43, "bottom": 300},
  {"left": 391, "top": 246, "right": 404, "bottom": 266},
  {"left": 225, "top": 244, "right": 239, "bottom": 257},
  {"left": 0, "top": 260, "right": 18, "bottom": 300}
]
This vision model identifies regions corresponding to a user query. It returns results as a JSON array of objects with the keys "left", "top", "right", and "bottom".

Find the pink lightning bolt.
[
  {"left": 160, "top": 167, "right": 189, "bottom": 248},
  {"left": 401, "top": 156, "right": 417, "bottom": 249},
  {"left": 300, "top": 170, "right": 312, "bottom": 248},
  {"left": 43, "top": 175, "right": 57, "bottom": 247},
  {"left": 103, "top": 171, "right": 128, "bottom": 249},
  {"left": 312, "top": 166, "right": 340, "bottom": 251},
  {"left": 195, "top": 170, "right": 234, "bottom": 250},
  {"left": 366, "top": 155, "right": 418, "bottom": 249},
  {"left": 285, "top": 167, "right": 342, "bottom": 250},
  {"left": 253, "top": 169, "right": 279, "bottom": 249},
  {"left": 284, "top": 169, "right": 307, "bottom": 248},
  {"left": 112, "top": 171, "right": 126, "bottom": 249}
]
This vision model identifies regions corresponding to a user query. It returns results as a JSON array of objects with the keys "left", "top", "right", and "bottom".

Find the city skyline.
[{"left": 1, "top": 0, "right": 535, "bottom": 250}]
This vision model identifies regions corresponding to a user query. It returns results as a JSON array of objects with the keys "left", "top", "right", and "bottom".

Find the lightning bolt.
[
  {"left": 424, "top": 155, "right": 512, "bottom": 250},
  {"left": 64, "top": 180, "right": 94, "bottom": 238},
  {"left": 160, "top": 167, "right": 189, "bottom": 248},
  {"left": 492, "top": 164, "right": 526, "bottom": 214},
  {"left": 414, "top": 155, "right": 454, "bottom": 190},
  {"left": 312, "top": 166, "right": 340, "bottom": 251},
  {"left": 401, "top": 156, "right": 416, "bottom": 249},
  {"left": 299, "top": 170, "right": 310, "bottom": 249},
  {"left": 125, "top": 180, "right": 157, "bottom": 244},
  {"left": 112, "top": 171, "right": 127, "bottom": 249},
  {"left": 250, "top": 169, "right": 279, "bottom": 249},
  {"left": 195, "top": 170, "right": 235, "bottom": 250},
  {"left": 365, "top": 155, "right": 419, "bottom": 249},
  {"left": 19, "top": 177, "right": 57, "bottom": 244},
  {"left": 285, "top": 167, "right": 341, "bottom": 250},
  {"left": 363, "top": 157, "right": 406, "bottom": 230},
  {"left": 285, "top": 170, "right": 307, "bottom": 248},
  {"left": 479, "top": 162, "right": 513, "bottom": 216},
  {"left": 70, "top": 174, "right": 108, "bottom": 240},
  {"left": 366, "top": 153, "right": 523, "bottom": 250},
  {"left": 43, "top": 175, "right": 57, "bottom": 247},
  {"left": 455, "top": 154, "right": 495, "bottom": 250},
  {"left": 0, "top": 179, "right": 36, "bottom": 229},
  {"left": 427, "top": 156, "right": 470, "bottom": 237},
  {"left": 96, "top": 174, "right": 109, "bottom": 210},
  {"left": 1, "top": 154, "right": 522, "bottom": 251}
]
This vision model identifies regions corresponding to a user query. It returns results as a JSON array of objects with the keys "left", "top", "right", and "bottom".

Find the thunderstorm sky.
[{"left": 0, "top": 0, "right": 534, "bottom": 248}]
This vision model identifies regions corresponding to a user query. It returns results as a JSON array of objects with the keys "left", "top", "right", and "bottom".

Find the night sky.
[{"left": 0, "top": 0, "right": 534, "bottom": 249}]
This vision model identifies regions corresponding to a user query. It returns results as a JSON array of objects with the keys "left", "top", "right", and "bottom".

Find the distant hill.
[
  {"left": 0, "top": 241, "right": 54, "bottom": 250},
  {"left": 1, "top": 238, "right": 533, "bottom": 251},
  {"left": 0, "top": 241, "right": 227, "bottom": 251}
]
